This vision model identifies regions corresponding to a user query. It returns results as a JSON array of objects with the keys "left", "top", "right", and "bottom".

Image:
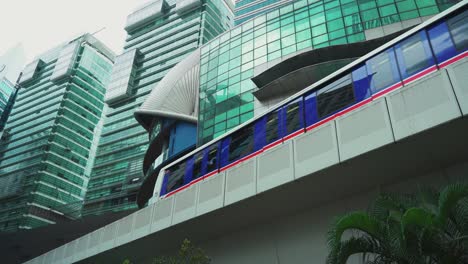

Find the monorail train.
[{"left": 153, "top": 5, "right": 467, "bottom": 201}]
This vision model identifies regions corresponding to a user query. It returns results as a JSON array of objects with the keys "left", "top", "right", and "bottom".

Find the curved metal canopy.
[{"left": 134, "top": 48, "right": 201, "bottom": 131}]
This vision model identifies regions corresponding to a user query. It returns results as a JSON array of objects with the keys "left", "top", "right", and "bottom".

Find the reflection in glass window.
[
  {"left": 285, "top": 100, "right": 302, "bottom": 134},
  {"left": 206, "top": 144, "right": 218, "bottom": 173},
  {"left": 401, "top": 33, "right": 430, "bottom": 75},
  {"left": 447, "top": 10, "right": 468, "bottom": 51},
  {"left": 165, "top": 162, "right": 186, "bottom": 193},
  {"left": 192, "top": 152, "right": 203, "bottom": 179},
  {"left": 366, "top": 49, "right": 399, "bottom": 92},
  {"left": 317, "top": 74, "right": 355, "bottom": 118},
  {"left": 228, "top": 125, "right": 254, "bottom": 162},
  {"left": 265, "top": 110, "right": 280, "bottom": 144}
]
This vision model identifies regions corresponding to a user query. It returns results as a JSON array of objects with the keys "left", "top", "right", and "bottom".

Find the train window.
[
  {"left": 317, "top": 74, "right": 355, "bottom": 118},
  {"left": 265, "top": 110, "right": 281, "bottom": 144},
  {"left": 396, "top": 32, "right": 433, "bottom": 78},
  {"left": 366, "top": 48, "right": 401, "bottom": 93},
  {"left": 304, "top": 91, "right": 319, "bottom": 128},
  {"left": 164, "top": 161, "right": 186, "bottom": 194},
  {"left": 228, "top": 125, "right": 254, "bottom": 162},
  {"left": 192, "top": 152, "right": 204, "bottom": 179},
  {"left": 447, "top": 10, "right": 468, "bottom": 52},
  {"left": 284, "top": 98, "right": 303, "bottom": 134},
  {"left": 206, "top": 144, "right": 218, "bottom": 173},
  {"left": 351, "top": 65, "right": 371, "bottom": 101},
  {"left": 428, "top": 21, "right": 454, "bottom": 65}
]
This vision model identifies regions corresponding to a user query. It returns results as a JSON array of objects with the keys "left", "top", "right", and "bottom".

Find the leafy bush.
[{"left": 327, "top": 183, "right": 468, "bottom": 264}]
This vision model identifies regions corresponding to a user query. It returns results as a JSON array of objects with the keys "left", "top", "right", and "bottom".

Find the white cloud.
[{"left": 0, "top": 0, "right": 146, "bottom": 62}]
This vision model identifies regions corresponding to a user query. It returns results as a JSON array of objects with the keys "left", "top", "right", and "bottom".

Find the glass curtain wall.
[{"left": 0, "top": 39, "right": 113, "bottom": 232}]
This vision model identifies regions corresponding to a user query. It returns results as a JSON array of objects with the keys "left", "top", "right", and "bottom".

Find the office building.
[
  {"left": 0, "top": 78, "right": 18, "bottom": 137},
  {"left": 83, "top": 0, "right": 234, "bottom": 216},
  {"left": 0, "top": 44, "right": 26, "bottom": 138},
  {"left": 0, "top": 34, "right": 114, "bottom": 232}
]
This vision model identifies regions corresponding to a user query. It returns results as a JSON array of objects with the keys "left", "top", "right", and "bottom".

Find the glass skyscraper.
[
  {"left": 0, "top": 78, "right": 18, "bottom": 137},
  {"left": 0, "top": 44, "right": 26, "bottom": 139},
  {"left": 0, "top": 34, "right": 114, "bottom": 232},
  {"left": 197, "top": 0, "right": 461, "bottom": 145},
  {"left": 83, "top": 0, "right": 234, "bottom": 216}
]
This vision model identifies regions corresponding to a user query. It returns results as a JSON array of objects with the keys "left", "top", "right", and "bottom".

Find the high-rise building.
[
  {"left": 0, "top": 78, "right": 19, "bottom": 137},
  {"left": 0, "top": 34, "right": 114, "bottom": 232},
  {"left": 83, "top": 0, "right": 234, "bottom": 216},
  {"left": 235, "top": 0, "right": 297, "bottom": 25},
  {"left": 0, "top": 44, "right": 26, "bottom": 138}
]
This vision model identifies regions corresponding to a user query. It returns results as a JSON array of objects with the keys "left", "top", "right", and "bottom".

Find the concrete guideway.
[{"left": 27, "top": 56, "right": 468, "bottom": 264}]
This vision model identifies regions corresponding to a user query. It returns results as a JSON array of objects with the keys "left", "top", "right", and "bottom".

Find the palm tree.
[{"left": 326, "top": 183, "right": 468, "bottom": 264}]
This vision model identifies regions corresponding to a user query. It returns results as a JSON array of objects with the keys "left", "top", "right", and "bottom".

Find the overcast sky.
[{"left": 0, "top": 0, "right": 149, "bottom": 63}]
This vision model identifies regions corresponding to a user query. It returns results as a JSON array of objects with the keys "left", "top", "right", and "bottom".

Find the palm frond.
[
  {"left": 327, "top": 212, "right": 384, "bottom": 251},
  {"left": 436, "top": 183, "right": 468, "bottom": 227},
  {"left": 416, "top": 186, "right": 439, "bottom": 214},
  {"left": 326, "top": 182, "right": 468, "bottom": 264},
  {"left": 401, "top": 208, "right": 433, "bottom": 234},
  {"left": 327, "top": 236, "right": 381, "bottom": 264}
]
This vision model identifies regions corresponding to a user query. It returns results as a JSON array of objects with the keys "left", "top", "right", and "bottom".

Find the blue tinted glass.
[
  {"left": 428, "top": 21, "right": 456, "bottom": 64},
  {"left": 366, "top": 48, "right": 401, "bottom": 93},
  {"left": 316, "top": 74, "right": 355, "bottom": 118},
  {"left": 192, "top": 152, "right": 204, "bottom": 179},
  {"left": 447, "top": 10, "right": 468, "bottom": 52},
  {"left": 205, "top": 144, "right": 218, "bottom": 173},
  {"left": 304, "top": 92, "right": 319, "bottom": 128},
  {"left": 164, "top": 161, "right": 187, "bottom": 194},
  {"left": 282, "top": 98, "right": 304, "bottom": 135},
  {"left": 228, "top": 125, "right": 254, "bottom": 162},
  {"left": 265, "top": 110, "right": 281, "bottom": 144},
  {"left": 395, "top": 31, "right": 435, "bottom": 78},
  {"left": 351, "top": 65, "right": 371, "bottom": 101}
]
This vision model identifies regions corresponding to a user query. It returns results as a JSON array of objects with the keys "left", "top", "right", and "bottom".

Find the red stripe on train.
[
  {"left": 403, "top": 65, "right": 438, "bottom": 86},
  {"left": 263, "top": 138, "right": 283, "bottom": 151},
  {"left": 439, "top": 50, "right": 468, "bottom": 68},
  {"left": 163, "top": 53, "right": 465, "bottom": 199},
  {"left": 283, "top": 129, "right": 305, "bottom": 141}
]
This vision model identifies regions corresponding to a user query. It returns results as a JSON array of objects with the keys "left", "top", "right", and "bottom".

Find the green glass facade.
[
  {"left": 0, "top": 35, "right": 114, "bottom": 232},
  {"left": 235, "top": 0, "right": 297, "bottom": 25},
  {"left": 0, "top": 79, "right": 16, "bottom": 114},
  {"left": 83, "top": 0, "right": 234, "bottom": 216},
  {"left": 197, "top": 0, "right": 460, "bottom": 145},
  {"left": 0, "top": 79, "right": 18, "bottom": 134}
]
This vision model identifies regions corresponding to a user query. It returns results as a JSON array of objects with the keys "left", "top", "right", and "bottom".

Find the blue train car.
[{"left": 156, "top": 6, "right": 467, "bottom": 200}]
